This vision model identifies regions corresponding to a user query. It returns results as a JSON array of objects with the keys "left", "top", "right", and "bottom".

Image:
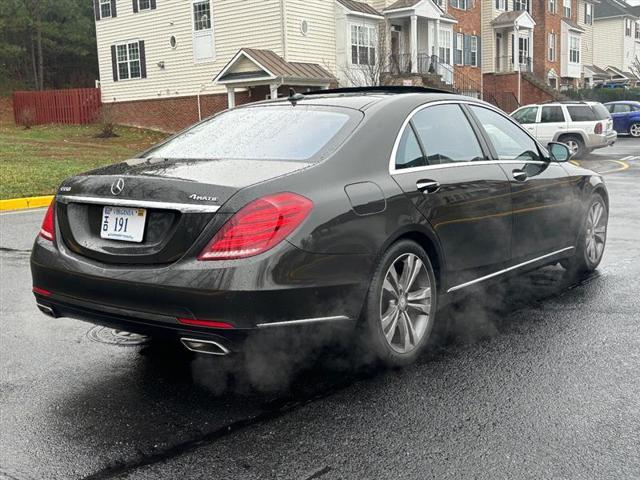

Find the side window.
[
  {"left": 605, "top": 104, "right": 615, "bottom": 113},
  {"left": 411, "top": 104, "right": 484, "bottom": 164},
  {"left": 540, "top": 106, "right": 565, "bottom": 123},
  {"left": 512, "top": 107, "right": 538, "bottom": 124},
  {"left": 613, "top": 104, "right": 631, "bottom": 113},
  {"left": 469, "top": 106, "right": 541, "bottom": 162},
  {"left": 395, "top": 126, "right": 426, "bottom": 170},
  {"left": 567, "top": 105, "right": 596, "bottom": 122}
]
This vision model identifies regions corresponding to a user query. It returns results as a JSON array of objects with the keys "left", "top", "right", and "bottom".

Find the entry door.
[
  {"left": 391, "top": 103, "right": 513, "bottom": 284},
  {"left": 467, "top": 105, "right": 576, "bottom": 260},
  {"left": 496, "top": 33, "right": 503, "bottom": 71},
  {"left": 518, "top": 36, "right": 529, "bottom": 68}
]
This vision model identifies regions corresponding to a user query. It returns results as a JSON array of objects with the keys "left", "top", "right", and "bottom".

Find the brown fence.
[{"left": 12, "top": 88, "right": 101, "bottom": 126}]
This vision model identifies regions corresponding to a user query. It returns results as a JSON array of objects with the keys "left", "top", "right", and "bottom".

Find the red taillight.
[
  {"left": 198, "top": 192, "right": 313, "bottom": 261},
  {"left": 32, "top": 287, "right": 52, "bottom": 296},
  {"left": 594, "top": 122, "right": 603, "bottom": 134},
  {"left": 39, "top": 201, "right": 55, "bottom": 241},
  {"left": 177, "top": 318, "right": 235, "bottom": 329}
]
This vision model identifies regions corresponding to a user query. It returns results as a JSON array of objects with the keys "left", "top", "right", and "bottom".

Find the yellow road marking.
[{"left": 570, "top": 159, "right": 630, "bottom": 174}]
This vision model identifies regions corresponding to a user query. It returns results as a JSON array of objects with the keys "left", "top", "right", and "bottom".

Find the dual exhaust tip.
[{"left": 180, "top": 337, "right": 231, "bottom": 356}]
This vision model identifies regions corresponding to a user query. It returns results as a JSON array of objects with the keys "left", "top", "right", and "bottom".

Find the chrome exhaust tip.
[
  {"left": 180, "top": 337, "right": 231, "bottom": 356},
  {"left": 37, "top": 303, "right": 57, "bottom": 318}
]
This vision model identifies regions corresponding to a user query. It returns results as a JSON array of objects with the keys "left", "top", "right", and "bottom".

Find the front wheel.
[
  {"left": 564, "top": 193, "right": 608, "bottom": 274},
  {"left": 360, "top": 240, "right": 438, "bottom": 367},
  {"left": 629, "top": 122, "right": 640, "bottom": 138}
]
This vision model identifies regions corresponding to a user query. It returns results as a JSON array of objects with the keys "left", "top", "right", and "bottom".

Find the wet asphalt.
[{"left": 1, "top": 138, "right": 639, "bottom": 480}]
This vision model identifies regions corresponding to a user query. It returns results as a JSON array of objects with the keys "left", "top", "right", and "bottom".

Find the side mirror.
[{"left": 548, "top": 142, "right": 572, "bottom": 162}]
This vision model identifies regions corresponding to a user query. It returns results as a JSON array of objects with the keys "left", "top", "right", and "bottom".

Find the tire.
[
  {"left": 561, "top": 134, "right": 585, "bottom": 158},
  {"left": 359, "top": 240, "right": 438, "bottom": 367},
  {"left": 629, "top": 122, "right": 640, "bottom": 138},
  {"left": 563, "top": 193, "right": 608, "bottom": 275}
]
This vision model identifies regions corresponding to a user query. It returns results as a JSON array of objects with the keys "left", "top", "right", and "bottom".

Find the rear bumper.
[
  {"left": 587, "top": 131, "right": 617, "bottom": 149},
  {"left": 31, "top": 236, "right": 371, "bottom": 339}
]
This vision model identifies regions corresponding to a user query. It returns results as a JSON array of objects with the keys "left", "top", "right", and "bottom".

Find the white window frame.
[
  {"left": 549, "top": 0, "right": 556, "bottom": 14},
  {"left": 584, "top": 3, "right": 593, "bottom": 25},
  {"left": 496, "top": 0, "right": 506, "bottom": 11},
  {"left": 514, "top": 0, "right": 529, "bottom": 12},
  {"left": 439, "top": 29, "right": 452, "bottom": 65},
  {"left": 193, "top": 0, "right": 212, "bottom": 32},
  {"left": 548, "top": 32, "right": 556, "bottom": 62},
  {"left": 470, "top": 36, "right": 478, "bottom": 67},
  {"left": 569, "top": 35, "right": 580, "bottom": 63},
  {"left": 563, "top": 0, "right": 571, "bottom": 17},
  {"left": 455, "top": 33, "right": 464, "bottom": 65},
  {"left": 137, "top": 0, "right": 151, "bottom": 11},
  {"left": 100, "top": 0, "right": 112, "bottom": 18},
  {"left": 625, "top": 19, "right": 632, "bottom": 37},
  {"left": 451, "top": 0, "right": 467, "bottom": 9},
  {"left": 636, "top": 21, "right": 640, "bottom": 40},
  {"left": 114, "top": 40, "right": 142, "bottom": 81},
  {"left": 350, "top": 24, "right": 377, "bottom": 66}
]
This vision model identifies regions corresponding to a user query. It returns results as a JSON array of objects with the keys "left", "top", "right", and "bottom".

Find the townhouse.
[{"left": 92, "top": 0, "right": 629, "bottom": 131}]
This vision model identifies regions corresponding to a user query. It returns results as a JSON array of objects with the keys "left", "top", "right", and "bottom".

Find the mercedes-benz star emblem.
[{"left": 111, "top": 178, "right": 125, "bottom": 196}]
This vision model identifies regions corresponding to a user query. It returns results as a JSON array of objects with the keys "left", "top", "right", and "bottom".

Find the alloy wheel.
[
  {"left": 379, "top": 253, "right": 432, "bottom": 354},
  {"left": 585, "top": 200, "right": 607, "bottom": 265},
  {"left": 566, "top": 139, "right": 580, "bottom": 156},
  {"left": 630, "top": 123, "right": 640, "bottom": 138}
]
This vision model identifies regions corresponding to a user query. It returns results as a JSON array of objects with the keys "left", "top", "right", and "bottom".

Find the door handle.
[
  {"left": 512, "top": 169, "right": 528, "bottom": 182},
  {"left": 416, "top": 180, "right": 440, "bottom": 194}
]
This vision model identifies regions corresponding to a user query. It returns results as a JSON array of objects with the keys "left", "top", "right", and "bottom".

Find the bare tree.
[{"left": 630, "top": 55, "right": 640, "bottom": 81}]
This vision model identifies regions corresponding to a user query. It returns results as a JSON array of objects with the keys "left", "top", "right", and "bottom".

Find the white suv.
[{"left": 511, "top": 101, "right": 617, "bottom": 157}]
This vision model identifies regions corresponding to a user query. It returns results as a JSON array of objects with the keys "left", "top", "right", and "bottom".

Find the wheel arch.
[{"left": 556, "top": 130, "right": 588, "bottom": 144}]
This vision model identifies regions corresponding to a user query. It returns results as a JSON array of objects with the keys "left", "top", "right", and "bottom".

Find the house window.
[
  {"left": 625, "top": 19, "right": 632, "bottom": 37},
  {"left": 138, "top": 0, "right": 151, "bottom": 10},
  {"left": 563, "top": 0, "right": 571, "bottom": 17},
  {"left": 439, "top": 29, "right": 452, "bottom": 64},
  {"left": 548, "top": 32, "right": 556, "bottom": 61},
  {"left": 450, "top": 0, "right": 467, "bottom": 9},
  {"left": 495, "top": 0, "right": 506, "bottom": 10},
  {"left": 549, "top": 0, "right": 556, "bottom": 13},
  {"left": 636, "top": 21, "right": 640, "bottom": 40},
  {"left": 115, "top": 41, "right": 142, "bottom": 80},
  {"left": 569, "top": 36, "right": 580, "bottom": 63},
  {"left": 100, "top": 0, "right": 111, "bottom": 18},
  {"left": 514, "top": 0, "right": 529, "bottom": 12},
  {"left": 584, "top": 3, "right": 593, "bottom": 24},
  {"left": 193, "top": 0, "right": 212, "bottom": 31},
  {"left": 518, "top": 36, "right": 530, "bottom": 65},
  {"left": 455, "top": 33, "right": 464, "bottom": 65},
  {"left": 470, "top": 36, "right": 478, "bottom": 66},
  {"left": 351, "top": 25, "right": 376, "bottom": 66}
]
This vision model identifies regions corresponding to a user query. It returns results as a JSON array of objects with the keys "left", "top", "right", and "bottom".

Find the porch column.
[
  {"left": 410, "top": 14, "right": 418, "bottom": 73},
  {"left": 270, "top": 83, "right": 279, "bottom": 100},
  {"left": 513, "top": 25, "right": 519, "bottom": 71},
  {"left": 528, "top": 29, "right": 533, "bottom": 71},
  {"left": 434, "top": 19, "right": 440, "bottom": 59},
  {"left": 227, "top": 86, "right": 236, "bottom": 108}
]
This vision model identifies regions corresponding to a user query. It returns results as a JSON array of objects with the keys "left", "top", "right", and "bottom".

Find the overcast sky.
[{"left": 626, "top": 0, "right": 640, "bottom": 5}]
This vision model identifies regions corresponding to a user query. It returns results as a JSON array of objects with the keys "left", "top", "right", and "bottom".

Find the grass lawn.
[{"left": 0, "top": 123, "right": 168, "bottom": 199}]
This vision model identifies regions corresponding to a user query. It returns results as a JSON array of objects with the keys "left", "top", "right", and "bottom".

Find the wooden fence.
[{"left": 12, "top": 88, "right": 101, "bottom": 126}]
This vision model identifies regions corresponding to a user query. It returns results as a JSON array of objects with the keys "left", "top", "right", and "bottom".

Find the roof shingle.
[{"left": 336, "top": 0, "right": 383, "bottom": 17}]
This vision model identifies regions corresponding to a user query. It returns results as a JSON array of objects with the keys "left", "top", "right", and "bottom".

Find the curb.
[{"left": 0, "top": 195, "right": 54, "bottom": 211}]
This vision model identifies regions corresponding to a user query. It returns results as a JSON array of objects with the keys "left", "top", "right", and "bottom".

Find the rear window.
[
  {"left": 591, "top": 104, "right": 611, "bottom": 120},
  {"left": 147, "top": 105, "right": 358, "bottom": 161},
  {"left": 567, "top": 105, "right": 596, "bottom": 122}
]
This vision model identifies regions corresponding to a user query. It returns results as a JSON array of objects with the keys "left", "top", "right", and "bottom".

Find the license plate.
[{"left": 100, "top": 206, "right": 147, "bottom": 243}]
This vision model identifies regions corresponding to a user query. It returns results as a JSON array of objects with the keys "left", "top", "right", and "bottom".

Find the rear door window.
[
  {"left": 395, "top": 126, "right": 427, "bottom": 170},
  {"left": 469, "top": 105, "right": 541, "bottom": 161},
  {"left": 147, "top": 105, "right": 360, "bottom": 161},
  {"left": 567, "top": 105, "right": 596, "bottom": 122},
  {"left": 512, "top": 107, "right": 539, "bottom": 124},
  {"left": 540, "top": 106, "right": 565, "bottom": 123},
  {"left": 612, "top": 104, "right": 631, "bottom": 113},
  {"left": 410, "top": 104, "right": 484, "bottom": 164}
]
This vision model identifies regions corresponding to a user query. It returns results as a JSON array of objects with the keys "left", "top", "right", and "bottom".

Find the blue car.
[{"left": 605, "top": 101, "right": 640, "bottom": 138}]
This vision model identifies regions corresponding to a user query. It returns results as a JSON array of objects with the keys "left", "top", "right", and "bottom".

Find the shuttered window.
[
  {"left": 133, "top": 0, "right": 157, "bottom": 12},
  {"left": 454, "top": 33, "right": 464, "bottom": 65},
  {"left": 111, "top": 41, "right": 146, "bottom": 81},
  {"left": 94, "top": 0, "right": 116, "bottom": 20}
]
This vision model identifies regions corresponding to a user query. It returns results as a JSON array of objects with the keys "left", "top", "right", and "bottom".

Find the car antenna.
[{"left": 288, "top": 88, "right": 305, "bottom": 106}]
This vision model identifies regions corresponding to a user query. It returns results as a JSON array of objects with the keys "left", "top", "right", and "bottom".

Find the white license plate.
[{"left": 100, "top": 206, "right": 147, "bottom": 243}]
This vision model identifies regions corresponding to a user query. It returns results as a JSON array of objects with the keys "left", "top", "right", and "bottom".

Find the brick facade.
[
  {"left": 450, "top": 1, "right": 483, "bottom": 89},
  {"left": 105, "top": 91, "right": 251, "bottom": 133},
  {"left": 483, "top": 71, "right": 555, "bottom": 111}
]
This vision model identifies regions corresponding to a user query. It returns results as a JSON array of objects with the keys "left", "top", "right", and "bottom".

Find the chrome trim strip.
[
  {"left": 388, "top": 99, "right": 548, "bottom": 175},
  {"left": 256, "top": 315, "right": 352, "bottom": 328},
  {"left": 180, "top": 338, "right": 231, "bottom": 356},
  {"left": 57, "top": 195, "right": 220, "bottom": 213},
  {"left": 447, "top": 247, "right": 575, "bottom": 293}
]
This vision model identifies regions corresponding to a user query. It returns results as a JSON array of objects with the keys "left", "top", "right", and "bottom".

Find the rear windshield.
[
  {"left": 146, "top": 105, "right": 358, "bottom": 161},
  {"left": 566, "top": 104, "right": 610, "bottom": 122},
  {"left": 591, "top": 104, "right": 611, "bottom": 120}
]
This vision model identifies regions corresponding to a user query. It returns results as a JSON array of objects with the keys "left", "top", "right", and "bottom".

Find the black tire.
[
  {"left": 629, "top": 122, "right": 640, "bottom": 138},
  {"left": 563, "top": 193, "right": 608, "bottom": 275},
  {"left": 359, "top": 239, "right": 438, "bottom": 367},
  {"left": 560, "top": 134, "right": 585, "bottom": 158}
]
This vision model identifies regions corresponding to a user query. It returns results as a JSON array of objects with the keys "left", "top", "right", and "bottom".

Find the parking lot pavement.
[{"left": 1, "top": 144, "right": 639, "bottom": 480}]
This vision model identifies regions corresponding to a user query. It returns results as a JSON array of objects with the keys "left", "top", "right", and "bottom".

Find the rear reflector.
[
  {"left": 177, "top": 318, "right": 235, "bottom": 329},
  {"left": 39, "top": 201, "right": 55, "bottom": 242},
  {"left": 198, "top": 192, "right": 313, "bottom": 261},
  {"left": 32, "top": 287, "right": 52, "bottom": 296}
]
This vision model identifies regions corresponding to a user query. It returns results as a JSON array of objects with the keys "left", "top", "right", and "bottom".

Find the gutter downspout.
[{"left": 280, "top": 0, "right": 288, "bottom": 61}]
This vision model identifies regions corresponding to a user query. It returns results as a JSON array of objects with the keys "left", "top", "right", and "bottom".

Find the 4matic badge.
[{"left": 189, "top": 194, "right": 218, "bottom": 202}]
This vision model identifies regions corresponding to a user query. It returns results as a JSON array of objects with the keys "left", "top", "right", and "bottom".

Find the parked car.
[
  {"left": 604, "top": 101, "right": 640, "bottom": 137},
  {"left": 31, "top": 87, "right": 609, "bottom": 367},
  {"left": 511, "top": 101, "right": 617, "bottom": 157}
]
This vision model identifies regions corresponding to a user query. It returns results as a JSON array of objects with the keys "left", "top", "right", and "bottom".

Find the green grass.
[{"left": 0, "top": 123, "right": 168, "bottom": 199}]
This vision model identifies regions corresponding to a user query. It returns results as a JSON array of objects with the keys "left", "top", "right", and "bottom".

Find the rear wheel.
[
  {"left": 561, "top": 134, "right": 585, "bottom": 158},
  {"left": 564, "top": 193, "right": 608, "bottom": 274},
  {"left": 360, "top": 240, "right": 438, "bottom": 367},
  {"left": 629, "top": 122, "right": 640, "bottom": 138}
]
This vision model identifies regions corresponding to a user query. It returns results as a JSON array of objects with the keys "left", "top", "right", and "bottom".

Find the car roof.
[
  {"left": 604, "top": 100, "right": 640, "bottom": 105},
  {"left": 517, "top": 101, "right": 600, "bottom": 108}
]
